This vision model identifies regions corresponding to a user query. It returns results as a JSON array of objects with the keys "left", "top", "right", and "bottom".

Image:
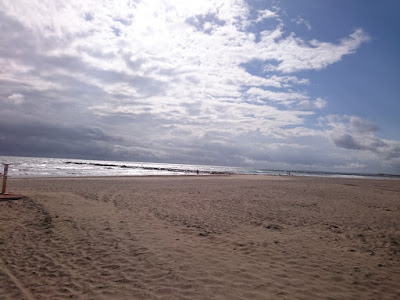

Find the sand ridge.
[{"left": 1, "top": 175, "right": 400, "bottom": 299}]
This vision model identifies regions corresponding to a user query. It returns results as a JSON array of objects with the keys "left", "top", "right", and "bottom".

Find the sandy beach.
[{"left": 0, "top": 175, "right": 399, "bottom": 299}]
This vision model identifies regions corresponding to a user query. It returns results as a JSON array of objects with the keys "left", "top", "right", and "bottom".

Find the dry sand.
[{"left": 0, "top": 175, "right": 399, "bottom": 299}]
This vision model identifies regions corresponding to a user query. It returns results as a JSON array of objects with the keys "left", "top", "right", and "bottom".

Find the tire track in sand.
[{"left": 0, "top": 256, "right": 35, "bottom": 300}]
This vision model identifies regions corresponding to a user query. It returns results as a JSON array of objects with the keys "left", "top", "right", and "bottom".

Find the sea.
[{"left": 0, "top": 156, "right": 398, "bottom": 179}]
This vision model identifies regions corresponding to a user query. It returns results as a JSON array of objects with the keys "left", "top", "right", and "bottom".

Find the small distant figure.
[{"left": 196, "top": 170, "right": 199, "bottom": 175}]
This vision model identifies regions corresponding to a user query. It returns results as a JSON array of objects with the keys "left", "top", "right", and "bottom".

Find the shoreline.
[
  {"left": 1, "top": 175, "right": 399, "bottom": 299},
  {"left": 6, "top": 172, "right": 400, "bottom": 181}
]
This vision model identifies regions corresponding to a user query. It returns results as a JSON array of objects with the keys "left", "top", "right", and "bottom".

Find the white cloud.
[
  {"left": 298, "top": 97, "right": 327, "bottom": 110},
  {"left": 264, "top": 29, "right": 371, "bottom": 73},
  {"left": 314, "top": 98, "right": 327, "bottom": 109},
  {"left": 6, "top": 93, "right": 25, "bottom": 105},
  {"left": 256, "top": 9, "right": 278, "bottom": 22},
  {"left": 246, "top": 87, "right": 308, "bottom": 105},
  {"left": 292, "top": 17, "right": 312, "bottom": 30}
]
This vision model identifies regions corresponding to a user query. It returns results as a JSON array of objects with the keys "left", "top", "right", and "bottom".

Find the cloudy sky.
[{"left": 1, "top": 0, "right": 399, "bottom": 174}]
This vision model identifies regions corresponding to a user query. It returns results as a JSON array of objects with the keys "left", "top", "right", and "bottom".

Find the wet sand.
[{"left": 1, "top": 175, "right": 400, "bottom": 299}]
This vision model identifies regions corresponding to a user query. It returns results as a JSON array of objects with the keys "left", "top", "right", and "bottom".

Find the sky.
[{"left": 0, "top": 0, "right": 399, "bottom": 174}]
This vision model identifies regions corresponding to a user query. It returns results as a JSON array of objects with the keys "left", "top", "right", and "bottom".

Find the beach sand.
[{"left": 1, "top": 175, "right": 399, "bottom": 299}]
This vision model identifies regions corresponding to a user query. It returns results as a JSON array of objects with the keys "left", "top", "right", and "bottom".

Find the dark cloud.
[
  {"left": 332, "top": 133, "right": 367, "bottom": 150},
  {"left": 328, "top": 118, "right": 400, "bottom": 173},
  {"left": 0, "top": 118, "right": 123, "bottom": 160},
  {"left": 350, "top": 117, "right": 379, "bottom": 134},
  {"left": 331, "top": 130, "right": 387, "bottom": 153},
  {"left": 384, "top": 147, "right": 400, "bottom": 160},
  {"left": 0, "top": 12, "right": 31, "bottom": 56}
]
